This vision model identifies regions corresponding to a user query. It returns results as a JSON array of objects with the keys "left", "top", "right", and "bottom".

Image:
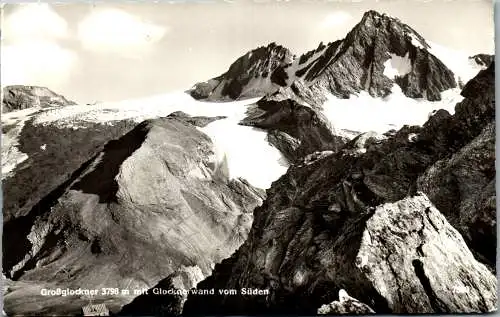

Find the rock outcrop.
[
  {"left": 166, "top": 111, "right": 227, "bottom": 127},
  {"left": 317, "top": 289, "right": 375, "bottom": 314},
  {"left": 470, "top": 54, "right": 494, "bottom": 67},
  {"left": 118, "top": 265, "right": 205, "bottom": 316},
  {"left": 183, "top": 194, "right": 496, "bottom": 314},
  {"left": 2, "top": 85, "right": 76, "bottom": 113},
  {"left": 181, "top": 60, "right": 496, "bottom": 315},
  {"left": 3, "top": 114, "right": 265, "bottom": 315},
  {"left": 240, "top": 98, "right": 346, "bottom": 163}
]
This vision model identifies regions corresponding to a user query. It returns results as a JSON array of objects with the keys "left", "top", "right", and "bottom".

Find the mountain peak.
[
  {"left": 350, "top": 10, "right": 429, "bottom": 49},
  {"left": 286, "top": 9, "right": 454, "bottom": 101},
  {"left": 357, "top": 10, "right": 397, "bottom": 28},
  {"left": 189, "top": 42, "right": 294, "bottom": 100},
  {"left": 247, "top": 42, "right": 292, "bottom": 61}
]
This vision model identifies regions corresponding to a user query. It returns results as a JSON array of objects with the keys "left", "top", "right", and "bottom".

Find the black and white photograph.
[{"left": 0, "top": 0, "right": 496, "bottom": 315}]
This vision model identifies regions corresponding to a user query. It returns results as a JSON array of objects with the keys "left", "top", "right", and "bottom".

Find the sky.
[{"left": 0, "top": 0, "right": 494, "bottom": 104}]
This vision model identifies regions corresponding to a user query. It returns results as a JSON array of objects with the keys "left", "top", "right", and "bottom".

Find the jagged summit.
[
  {"left": 349, "top": 10, "right": 430, "bottom": 50},
  {"left": 469, "top": 54, "right": 494, "bottom": 67}
]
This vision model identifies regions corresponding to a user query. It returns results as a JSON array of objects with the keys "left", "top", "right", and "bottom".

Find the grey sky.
[{"left": 1, "top": 0, "right": 494, "bottom": 103}]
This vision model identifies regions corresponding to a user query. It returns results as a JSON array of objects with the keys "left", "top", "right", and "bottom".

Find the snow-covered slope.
[
  {"left": 2, "top": 92, "right": 288, "bottom": 189},
  {"left": 321, "top": 86, "right": 464, "bottom": 134}
]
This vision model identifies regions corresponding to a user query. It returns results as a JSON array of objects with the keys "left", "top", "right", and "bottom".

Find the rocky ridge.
[
  {"left": 180, "top": 61, "right": 496, "bottom": 315},
  {"left": 188, "top": 42, "right": 294, "bottom": 101},
  {"left": 470, "top": 54, "right": 494, "bottom": 68},
  {"left": 286, "top": 10, "right": 456, "bottom": 101}
]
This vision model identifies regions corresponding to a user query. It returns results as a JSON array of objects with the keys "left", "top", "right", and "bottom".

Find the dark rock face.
[
  {"left": 183, "top": 195, "right": 496, "bottom": 314},
  {"left": 181, "top": 60, "right": 496, "bottom": 315},
  {"left": 188, "top": 42, "right": 294, "bottom": 100},
  {"left": 261, "top": 79, "right": 329, "bottom": 109},
  {"left": 266, "top": 130, "right": 301, "bottom": 165},
  {"left": 417, "top": 123, "right": 495, "bottom": 265},
  {"left": 2, "top": 86, "right": 76, "bottom": 113},
  {"left": 460, "top": 63, "right": 495, "bottom": 99},
  {"left": 166, "top": 111, "right": 227, "bottom": 127},
  {"left": 470, "top": 54, "right": 494, "bottom": 67},
  {"left": 240, "top": 98, "right": 346, "bottom": 163},
  {"left": 3, "top": 114, "right": 265, "bottom": 315}
]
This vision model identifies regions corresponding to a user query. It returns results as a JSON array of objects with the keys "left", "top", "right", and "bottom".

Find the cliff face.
[
  {"left": 240, "top": 98, "right": 346, "bottom": 163},
  {"left": 181, "top": 62, "right": 496, "bottom": 315},
  {"left": 189, "top": 10, "right": 466, "bottom": 166},
  {"left": 3, "top": 114, "right": 265, "bottom": 315}
]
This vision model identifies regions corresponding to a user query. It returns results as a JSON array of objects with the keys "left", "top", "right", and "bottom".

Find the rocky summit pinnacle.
[
  {"left": 292, "top": 9, "right": 455, "bottom": 101},
  {"left": 181, "top": 60, "right": 496, "bottom": 316}
]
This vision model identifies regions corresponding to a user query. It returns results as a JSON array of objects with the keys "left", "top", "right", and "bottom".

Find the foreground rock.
[
  {"left": 183, "top": 194, "right": 496, "bottom": 314},
  {"left": 118, "top": 265, "right": 205, "bottom": 316},
  {"left": 317, "top": 289, "right": 375, "bottom": 314},
  {"left": 3, "top": 114, "right": 264, "bottom": 315},
  {"left": 2, "top": 85, "right": 76, "bottom": 113}
]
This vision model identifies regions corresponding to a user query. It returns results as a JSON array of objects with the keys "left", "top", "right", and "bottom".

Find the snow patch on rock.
[
  {"left": 383, "top": 52, "right": 412, "bottom": 79},
  {"left": 302, "top": 150, "right": 334, "bottom": 166}
]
